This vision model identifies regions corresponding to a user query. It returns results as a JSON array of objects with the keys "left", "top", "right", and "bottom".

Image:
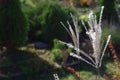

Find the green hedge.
[
  {"left": 23, "top": 1, "right": 77, "bottom": 44},
  {"left": 0, "top": 0, "right": 29, "bottom": 48}
]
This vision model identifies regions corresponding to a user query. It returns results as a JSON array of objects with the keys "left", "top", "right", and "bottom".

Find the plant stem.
[{"left": 96, "top": 68, "right": 100, "bottom": 80}]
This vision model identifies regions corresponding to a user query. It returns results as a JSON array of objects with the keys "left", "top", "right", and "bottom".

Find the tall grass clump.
[
  {"left": 59, "top": 6, "right": 111, "bottom": 80},
  {"left": 0, "top": 0, "right": 28, "bottom": 49}
]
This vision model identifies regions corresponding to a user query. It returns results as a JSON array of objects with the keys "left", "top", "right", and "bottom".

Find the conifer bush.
[
  {"left": 0, "top": 0, "right": 28, "bottom": 48},
  {"left": 38, "top": 1, "right": 76, "bottom": 44},
  {"left": 26, "top": 1, "right": 77, "bottom": 44}
]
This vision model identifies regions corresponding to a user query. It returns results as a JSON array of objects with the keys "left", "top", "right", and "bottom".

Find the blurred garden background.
[{"left": 0, "top": 0, "right": 120, "bottom": 80}]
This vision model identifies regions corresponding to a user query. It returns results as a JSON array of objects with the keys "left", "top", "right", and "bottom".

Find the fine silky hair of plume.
[
  {"left": 59, "top": 6, "right": 111, "bottom": 69},
  {"left": 60, "top": 13, "right": 80, "bottom": 55}
]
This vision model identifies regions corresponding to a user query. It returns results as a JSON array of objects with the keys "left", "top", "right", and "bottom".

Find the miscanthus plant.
[{"left": 59, "top": 6, "right": 111, "bottom": 80}]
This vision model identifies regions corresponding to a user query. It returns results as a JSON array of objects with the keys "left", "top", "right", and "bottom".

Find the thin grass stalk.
[
  {"left": 99, "top": 35, "right": 111, "bottom": 67},
  {"left": 70, "top": 13, "right": 80, "bottom": 50},
  {"left": 96, "top": 68, "right": 100, "bottom": 80},
  {"left": 60, "top": 14, "right": 80, "bottom": 55},
  {"left": 70, "top": 52, "right": 96, "bottom": 68},
  {"left": 59, "top": 41, "right": 96, "bottom": 65}
]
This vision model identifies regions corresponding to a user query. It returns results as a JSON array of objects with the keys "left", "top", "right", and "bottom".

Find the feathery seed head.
[{"left": 60, "top": 6, "right": 111, "bottom": 69}]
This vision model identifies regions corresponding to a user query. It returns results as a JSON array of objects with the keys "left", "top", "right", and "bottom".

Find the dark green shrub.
[
  {"left": 38, "top": 1, "right": 77, "bottom": 44},
  {"left": 102, "top": 27, "right": 120, "bottom": 53},
  {"left": 23, "top": 7, "right": 40, "bottom": 42},
  {"left": 0, "top": 0, "right": 29, "bottom": 48},
  {"left": 24, "top": 1, "right": 77, "bottom": 44},
  {"left": 20, "top": 0, "right": 39, "bottom": 42},
  {"left": 99, "top": 0, "right": 119, "bottom": 23}
]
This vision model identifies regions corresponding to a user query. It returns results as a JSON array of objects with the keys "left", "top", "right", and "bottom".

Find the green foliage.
[
  {"left": 52, "top": 39, "right": 66, "bottom": 61},
  {"left": 53, "top": 39, "right": 66, "bottom": 49},
  {"left": 102, "top": 27, "right": 120, "bottom": 52},
  {"left": 51, "top": 39, "right": 71, "bottom": 62},
  {"left": 20, "top": 0, "right": 38, "bottom": 42},
  {"left": 22, "top": 0, "right": 77, "bottom": 43},
  {"left": 99, "top": 0, "right": 119, "bottom": 23},
  {"left": 37, "top": 1, "right": 76, "bottom": 44},
  {"left": 51, "top": 49, "right": 64, "bottom": 61},
  {"left": 0, "top": 0, "right": 28, "bottom": 47}
]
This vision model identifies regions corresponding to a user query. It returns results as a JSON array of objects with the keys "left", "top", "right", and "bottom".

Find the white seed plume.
[
  {"left": 60, "top": 6, "right": 111, "bottom": 69},
  {"left": 81, "top": 6, "right": 110, "bottom": 68},
  {"left": 60, "top": 13, "right": 80, "bottom": 55}
]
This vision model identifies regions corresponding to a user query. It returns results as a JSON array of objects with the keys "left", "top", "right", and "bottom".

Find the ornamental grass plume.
[
  {"left": 60, "top": 13, "right": 80, "bottom": 55},
  {"left": 59, "top": 6, "right": 111, "bottom": 80}
]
